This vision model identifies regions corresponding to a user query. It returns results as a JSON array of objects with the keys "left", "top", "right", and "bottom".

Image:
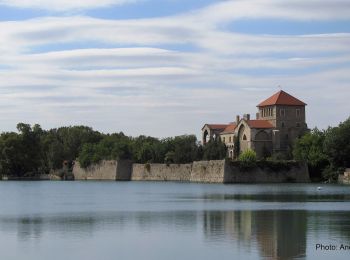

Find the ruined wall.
[
  {"left": 131, "top": 163, "right": 192, "bottom": 182},
  {"left": 190, "top": 160, "right": 226, "bottom": 183}
]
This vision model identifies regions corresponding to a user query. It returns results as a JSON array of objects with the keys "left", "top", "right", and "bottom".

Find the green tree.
[
  {"left": 293, "top": 128, "right": 329, "bottom": 180},
  {"left": 324, "top": 117, "right": 350, "bottom": 169},
  {"left": 0, "top": 123, "right": 45, "bottom": 177},
  {"left": 203, "top": 139, "right": 226, "bottom": 160}
]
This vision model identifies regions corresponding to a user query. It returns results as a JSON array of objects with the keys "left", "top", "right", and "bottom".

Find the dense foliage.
[
  {"left": 0, "top": 123, "right": 221, "bottom": 176},
  {"left": 293, "top": 117, "right": 350, "bottom": 181},
  {"left": 0, "top": 124, "right": 102, "bottom": 177},
  {"left": 202, "top": 139, "right": 226, "bottom": 160}
]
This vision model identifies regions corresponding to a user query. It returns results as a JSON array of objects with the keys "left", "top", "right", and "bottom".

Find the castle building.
[{"left": 201, "top": 90, "right": 308, "bottom": 159}]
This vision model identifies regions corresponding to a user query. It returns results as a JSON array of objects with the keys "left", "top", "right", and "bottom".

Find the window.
[
  {"left": 243, "top": 134, "right": 247, "bottom": 140},
  {"left": 281, "top": 122, "right": 285, "bottom": 128},
  {"left": 280, "top": 109, "right": 285, "bottom": 117},
  {"left": 229, "top": 137, "right": 231, "bottom": 142},
  {"left": 296, "top": 109, "right": 301, "bottom": 117},
  {"left": 222, "top": 137, "right": 226, "bottom": 142},
  {"left": 296, "top": 122, "right": 301, "bottom": 128}
]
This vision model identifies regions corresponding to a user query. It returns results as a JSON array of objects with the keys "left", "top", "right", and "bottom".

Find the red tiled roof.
[
  {"left": 257, "top": 90, "right": 306, "bottom": 107},
  {"left": 221, "top": 123, "right": 237, "bottom": 134},
  {"left": 246, "top": 120, "right": 273, "bottom": 129},
  {"left": 202, "top": 124, "right": 228, "bottom": 130}
]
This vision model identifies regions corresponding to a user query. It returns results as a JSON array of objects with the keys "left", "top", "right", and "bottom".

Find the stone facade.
[{"left": 202, "top": 90, "right": 308, "bottom": 159}]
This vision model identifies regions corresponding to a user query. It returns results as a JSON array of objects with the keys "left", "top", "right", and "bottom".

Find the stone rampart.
[
  {"left": 190, "top": 160, "right": 226, "bottom": 183},
  {"left": 73, "top": 160, "right": 118, "bottom": 180},
  {"left": 70, "top": 159, "right": 309, "bottom": 183},
  {"left": 131, "top": 163, "right": 192, "bottom": 182},
  {"left": 224, "top": 161, "right": 309, "bottom": 183}
]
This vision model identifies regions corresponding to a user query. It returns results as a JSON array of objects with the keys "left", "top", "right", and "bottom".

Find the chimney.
[
  {"left": 236, "top": 115, "right": 240, "bottom": 125},
  {"left": 243, "top": 114, "right": 250, "bottom": 121}
]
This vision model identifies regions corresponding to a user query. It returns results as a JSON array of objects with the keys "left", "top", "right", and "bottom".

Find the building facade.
[{"left": 201, "top": 90, "right": 308, "bottom": 159}]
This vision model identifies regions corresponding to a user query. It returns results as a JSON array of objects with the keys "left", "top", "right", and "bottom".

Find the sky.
[{"left": 0, "top": 0, "right": 349, "bottom": 138}]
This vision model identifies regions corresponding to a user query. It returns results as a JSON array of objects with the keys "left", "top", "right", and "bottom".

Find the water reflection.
[
  {"left": 1, "top": 209, "right": 350, "bottom": 259},
  {"left": 1, "top": 183, "right": 350, "bottom": 260}
]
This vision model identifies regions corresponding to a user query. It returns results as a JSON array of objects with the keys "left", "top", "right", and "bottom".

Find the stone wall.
[
  {"left": 70, "top": 159, "right": 309, "bottom": 183},
  {"left": 131, "top": 163, "right": 192, "bottom": 182},
  {"left": 73, "top": 160, "right": 118, "bottom": 180},
  {"left": 190, "top": 160, "right": 226, "bottom": 183},
  {"left": 224, "top": 162, "right": 309, "bottom": 183},
  {"left": 116, "top": 160, "right": 133, "bottom": 181}
]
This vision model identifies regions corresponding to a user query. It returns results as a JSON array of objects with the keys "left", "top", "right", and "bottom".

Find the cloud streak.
[
  {"left": 0, "top": 0, "right": 137, "bottom": 11},
  {"left": 0, "top": 0, "right": 349, "bottom": 136}
]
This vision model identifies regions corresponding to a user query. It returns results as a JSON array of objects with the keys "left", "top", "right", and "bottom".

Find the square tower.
[{"left": 257, "top": 90, "right": 308, "bottom": 151}]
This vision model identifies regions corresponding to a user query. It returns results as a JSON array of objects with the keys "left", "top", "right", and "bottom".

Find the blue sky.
[{"left": 0, "top": 0, "right": 349, "bottom": 137}]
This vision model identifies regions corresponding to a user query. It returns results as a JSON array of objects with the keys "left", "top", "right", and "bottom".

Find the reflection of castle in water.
[
  {"left": 203, "top": 210, "right": 307, "bottom": 260},
  {"left": 2, "top": 209, "right": 350, "bottom": 259}
]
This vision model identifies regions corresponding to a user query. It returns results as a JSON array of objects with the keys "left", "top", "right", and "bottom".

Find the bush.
[{"left": 238, "top": 149, "right": 257, "bottom": 169}]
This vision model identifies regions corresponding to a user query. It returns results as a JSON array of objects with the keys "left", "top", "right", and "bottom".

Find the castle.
[{"left": 201, "top": 90, "right": 308, "bottom": 159}]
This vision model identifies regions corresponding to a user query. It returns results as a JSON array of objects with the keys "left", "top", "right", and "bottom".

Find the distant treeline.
[
  {"left": 0, "top": 124, "right": 226, "bottom": 177},
  {"left": 0, "top": 117, "right": 349, "bottom": 182}
]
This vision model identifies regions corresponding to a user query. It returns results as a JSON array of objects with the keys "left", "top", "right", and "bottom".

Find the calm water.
[{"left": 0, "top": 182, "right": 350, "bottom": 260}]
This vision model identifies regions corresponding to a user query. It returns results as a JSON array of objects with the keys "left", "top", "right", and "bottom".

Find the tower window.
[
  {"left": 243, "top": 134, "right": 247, "bottom": 140},
  {"left": 280, "top": 109, "right": 285, "bottom": 117},
  {"left": 296, "top": 109, "right": 301, "bottom": 117}
]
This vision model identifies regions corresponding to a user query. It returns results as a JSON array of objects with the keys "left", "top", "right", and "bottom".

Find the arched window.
[{"left": 243, "top": 134, "right": 247, "bottom": 140}]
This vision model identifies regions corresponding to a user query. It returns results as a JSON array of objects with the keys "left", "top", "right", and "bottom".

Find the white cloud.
[
  {"left": 0, "top": 0, "right": 349, "bottom": 136},
  {"left": 190, "top": 0, "right": 350, "bottom": 24},
  {"left": 0, "top": 0, "right": 137, "bottom": 11}
]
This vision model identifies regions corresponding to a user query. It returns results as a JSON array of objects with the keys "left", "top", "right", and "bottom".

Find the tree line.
[
  {"left": 0, "top": 124, "right": 226, "bottom": 177},
  {"left": 0, "top": 117, "right": 348, "bottom": 181}
]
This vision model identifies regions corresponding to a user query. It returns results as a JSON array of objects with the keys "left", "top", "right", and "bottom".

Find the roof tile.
[{"left": 257, "top": 90, "right": 306, "bottom": 107}]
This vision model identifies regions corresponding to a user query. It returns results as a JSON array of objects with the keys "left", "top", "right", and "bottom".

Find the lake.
[{"left": 0, "top": 181, "right": 349, "bottom": 260}]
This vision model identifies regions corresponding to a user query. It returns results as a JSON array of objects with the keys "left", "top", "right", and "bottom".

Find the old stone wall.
[
  {"left": 70, "top": 159, "right": 309, "bottom": 183},
  {"left": 190, "top": 160, "right": 226, "bottom": 183},
  {"left": 131, "top": 163, "right": 192, "bottom": 182},
  {"left": 116, "top": 160, "right": 133, "bottom": 181},
  {"left": 224, "top": 162, "right": 309, "bottom": 183},
  {"left": 73, "top": 160, "right": 118, "bottom": 180}
]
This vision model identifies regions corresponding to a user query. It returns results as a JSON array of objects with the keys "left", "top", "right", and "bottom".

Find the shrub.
[{"left": 238, "top": 149, "right": 257, "bottom": 169}]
